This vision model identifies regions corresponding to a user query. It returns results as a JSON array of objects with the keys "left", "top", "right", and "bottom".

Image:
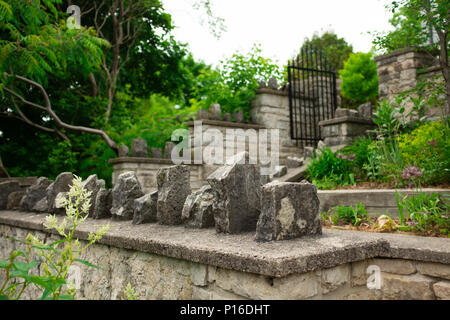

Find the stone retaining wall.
[{"left": 0, "top": 211, "right": 449, "bottom": 300}]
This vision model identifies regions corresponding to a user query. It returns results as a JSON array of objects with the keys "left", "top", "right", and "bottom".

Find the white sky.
[{"left": 162, "top": 0, "right": 395, "bottom": 67}]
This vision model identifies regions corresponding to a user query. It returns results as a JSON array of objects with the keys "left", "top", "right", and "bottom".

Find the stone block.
[
  {"left": 111, "top": 172, "right": 144, "bottom": 220},
  {"left": 118, "top": 145, "right": 129, "bottom": 157},
  {"left": 196, "top": 109, "right": 210, "bottom": 120},
  {"left": 207, "top": 163, "right": 261, "bottom": 234},
  {"left": 7, "top": 191, "right": 25, "bottom": 210},
  {"left": 371, "top": 258, "right": 416, "bottom": 275},
  {"left": 381, "top": 273, "right": 435, "bottom": 300},
  {"left": 93, "top": 189, "right": 112, "bottom": 219},
  {"left": 433, "top": 281, "right": 450, "bottom": 300},
  {"left": 0, "top": 181, "right": 21, "bottom": 210},
  {"left": 286, "top": 156, "right": 303, "bottom": 168},
  {"left": 20, "top": 177, "right": 52, "bottom": 212},
  {"left": 233, "top": 110, "right": 244, "bottom": 123},
  {"left": 132, "top": 191, "right": 158, "bottom": 225},
  {"left": 131, "top": 138, "right": 148, "bottom": 158},
  {"left": 164, "top": 142, "right": 176, "bottom": 159},
  {"left": 157, "top": 165, "right": 191, "bottom": 225},
  {"left": 416, "top": 262, "right": 450, "bottom": 280},
  {"left": 182, "top": 185, "right": 215, "bottom": 229},
  {"left": 82, "top": 174, "right": 106, "bottom": 217},
  {"left": 256, "top": 181, "right": 321, "bottom": 242},
  {"left": 321, "top": 264, "right": 350, "bottom": 294},
  {"left": 46, "top": 172, "right": 73, "bottom": 214},
  {"left": 150, "top": 148, "right": 163, "bottom": 159},
  {"left": 209, "top": 104, "right": 222, "bottom": 120}
]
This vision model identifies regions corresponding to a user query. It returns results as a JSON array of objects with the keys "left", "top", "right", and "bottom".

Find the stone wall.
[
  {"left": 0, "top": 213, "right": 449, "bottom": 300},
  {"left": 374, "top": 47, "right": 445, "bottom": 118}
]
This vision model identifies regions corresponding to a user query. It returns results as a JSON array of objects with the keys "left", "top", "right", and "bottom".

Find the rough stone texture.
[
  {"left": 209, "top": 104, "right": 222, "bottom": 121},
  {"left": 182, "top": 185, "right": 215, "bottom": 229},
  {"left": 20, "top": 177, "right": 52, "bottom": 212},
  {"left": 256, "top": 181, "right": 321, "bottom": 242},
  {"left": 304, "top": 147, "right": 314, "bottom": 159},
  {"left": 46, "top": 172, "right": 73, "bottom": 214},
  {"left": 132, "top": 191, "right": 158, "bottom": 225},
  {"left": 6, "top": 191, "right": 25, "bottom": 210},
  {"left": 93, "top": 189, "right": 112, "bottom": 219},
  {"left": 54, "top": 192, "right": 67, "bottom": 214},
  {"left": 233, "top": 110, "right": 244, "bottom": 123},
  {"left": 335, "top": 108, "right": 359, "bottom": 118},
  {"left": 272, "top": 166, "right": 287, "bottom": 178},
  {"left": 207, "top": 163, "right": 261, "bottom": 234},
  {"left": 82, "top": 175, "right": 106, "bottom": 217},
  {"left": 157, "top": 165, "right": 191, "bottom": 225},
  {"left": 321, "top": 264, "right": 350, "bottom": 294},
  {"left": 196, "top": 109, "right": 210, "bottom": 120},
  {"left": 0, "top": 181, "right": 21, "bottom": 210},
  {"left": 118, "top": 145, "right": 129, "bottom": 158},
  {"left": 381, "top": 273, "right": 435, "bottom": 300},
  {"left": 164, "top": 142, "right": 176, "bottom": 159},
  {"left": 433, "top": 281, "right": 450, "bottom": 300},
  {"left": 131, "top": 139, "right": 148, "bottom": 158},
  {"left": 358, "top": 102, "right": 373, "bottom": 119},
  {"left": 150, "top": 148, "right": 163, "bottom": 159},
  {"left": 417, "top": 262, "right": 450, "bottom": 280},
  {"left": 111, "top": 172, "right": 144, "bottom": 220},
  {"left": 286, "top": 156, "right": 303, "bottom": 168},
  {"left": 32, "top": 198, "right": 49, "bottom": 213},
  {"left": 267, "top": 77, "right": 278, "bottom": 90},
  {"left": 371, "top": 258, "right": 416, "bottom": 275},
  {"left": 223, "top": 113, "right": 232, "bottom": 122}
]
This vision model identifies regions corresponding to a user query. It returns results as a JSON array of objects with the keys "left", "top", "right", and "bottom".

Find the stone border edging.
[{"left": 1, "top": 211, "right": 449, "bottom": 278}]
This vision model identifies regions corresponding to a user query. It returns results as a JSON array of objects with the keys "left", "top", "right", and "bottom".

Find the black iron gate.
[{"left": 287, "top": 46, "right": 338, "bottom": 147}]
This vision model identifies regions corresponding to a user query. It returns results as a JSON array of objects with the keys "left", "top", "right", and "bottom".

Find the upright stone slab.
[
  {"left": 164, "top": 142, "right": 176, "bottom": 159},
  {"left": 151, "top": 148, "right": 163, "bottom": 159},
  {"left": 111, "top": 172, "right": 144, "bottom": 220},
  {"left": 182, "top": 185, "right": 215, "bottom": 229},
  {"left": 256, "top": 181, "right": 321, "bottom": 242},
  {"left": 82, "top": 175, "right": 106, "bottom": 216},
  {"left": 209, "top": 104, "right": 222, "bottom": 120},
  {"left": 93, "top": 189, "right": 112, "bottom": 219},
  {"left": 46, "top": 172, "right": 73, "bottom": 214},
  {"left": 286, "top": 156, "right": 303, "bottom": 169},
  {"left": 132, "top": 191, "right": 158, "bottom": 225},
  {"left": 223, "top": 113, "right": 232, "bottom": 122},
  {"left": 358, "top": 102, "right": 373, "bottom": 119},
  {"left": 0, "top": 181, "right": 21, "bottom": 209},
  {"left": 233, "top": 110, "right": 244, "bottom": 123},
  {"left": 118, "top": 145, "right": 129, "bottom": 158},
  {"left": 156, "top": 165, "right": 191, "bottom": 225},
  {"left": 207, "top": 163, "right": 261, "bottom": 234},
  {"left": 20, "top": 177, "right": 52, "bottom": 212},
  {"left": 7, "top": 191, "right": 25, "bottom": 210},
  {"left": 131, "top": 139, "right": 148, "bottom": 158},
  {"left": 196, "top": 109, "right": 210, "bottom": 120}
]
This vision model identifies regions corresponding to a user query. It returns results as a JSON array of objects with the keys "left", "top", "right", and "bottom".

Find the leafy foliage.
[
  {"left": 322, "top": 203, "right": 369, "bottom": 227},
  {"left": 339, "top": 52, "right": 379, "bottom": 104}
]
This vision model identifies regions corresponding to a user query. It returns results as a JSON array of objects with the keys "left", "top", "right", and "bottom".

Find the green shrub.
[
  {"left": 324, "top": 203, "right": 369, "bottom": 227},
  {"left": 398, "top": 121, "right": 450, "bottom": 185},
  {"left": 396, "top": 191, "right": 449, "bottom": 236},
  {"left": 340, "top": 52, "right": 379, "bottom": 104},
  {"left": 306, "top": 147, "right": 355, "bottom": 189}
]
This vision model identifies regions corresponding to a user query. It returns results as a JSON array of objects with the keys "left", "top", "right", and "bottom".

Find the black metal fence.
[{"left": 287, "top": 46, "right": 338, "bottom": 147}]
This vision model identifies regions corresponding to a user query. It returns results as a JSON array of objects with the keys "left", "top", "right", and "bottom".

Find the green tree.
[
  {"left": 372, "top": 0, "right": 449, "bottom": 116},
  {"left": 339, "top": 52, "right": 379, "bottom": 105},
  {"left": 300, "top": 31, "right": 354, "bottom": 71}
]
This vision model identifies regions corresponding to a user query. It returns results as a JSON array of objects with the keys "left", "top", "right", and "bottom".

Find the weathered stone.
[
  {"left": 433, "top": 281, "right": 450, "bottom": 300},
  {"left": 416, "top": 262, "right": 450, "bottom": 280},
  {"left": 335, "top": 108, "right": 359, "bottom": 118},
  {"left": 317, "top": 140, "right": 327, "bottom": 150},
  {"left": 131, "top": 138, "right": 148, "bottom": 158},
  {"left": 46, "top": 172, "right": 73, "bottom": 214},
  {"left": 111, "top": 172, "right": 144, "bottom": 220},
  {"left": 223, "top": 113, "right": 232, "bottom": 122},
  {"left": 6, "top": 191, "right": 25, "bottom": 210},
  {"left": 358, "top": 102, "right": 373, "bottom": 119},
  {"left": 54, "top": 192, "right": 67, "bottom": 215},
  {"left": 257, "top": 80, "right": 267, "bottom": 89},
  {"left": 256, "top": 181, "right": 321, "bottom": 242},
  {"left": 82, "top": 175, "right": 106, "bottom": 217},
  {"left": 19, "top": 177, "right": 52, "bottom": 212},
  {"left": 321, "top": 264, "right": 350, "bottom": 294},
  {"left": 151, "top": 148, "right": 163, "bottom": 159},
  {"left": 286, "top": 156, "right": 303, "bottom": 168},
  {"left": 132, "top": 191, "right": 158, "bottom": 225},
  {"left": 381, "top": 273, "right": 435, "bottom": 300},
  {"left": 182, "top": 185, "right": 215, "bottom": 229},
  {"left": 93, "top": 189, "right": 112, "bottom": 219},
  {"left": 209, "top": 104, "right": 221, "bottom": 120},
  {"left": 272, "top": 166, "right": 287, "bottom": 178},
  {"left": 0, "top": 181, "right": 21, "bottom": 210},
  {"left": 32, "top": 197, "right": 49, "bottom": 213},
  {"left": 233, "top": 110, "right": 244, "bottom": 123},
  {"left": 207, "top": 163, "right": 261, "bottom": 234},
  {"left": 157, "top": 165, "right": 191, "bottom": 225},
  {"left": 372, "top": 258, "right": 416, "bottom": 275},
  {"left": 196, "top": 109, "right": 210, "bottom": 120},
  {"left": 268, "top": 77, "right": 278, "bottom": 90},
  {"left": 118, "top": 145, "right": 129, "bottom": 158},
  {"left": 164, "top": 142, "right": 176, "bottom": 159}
]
